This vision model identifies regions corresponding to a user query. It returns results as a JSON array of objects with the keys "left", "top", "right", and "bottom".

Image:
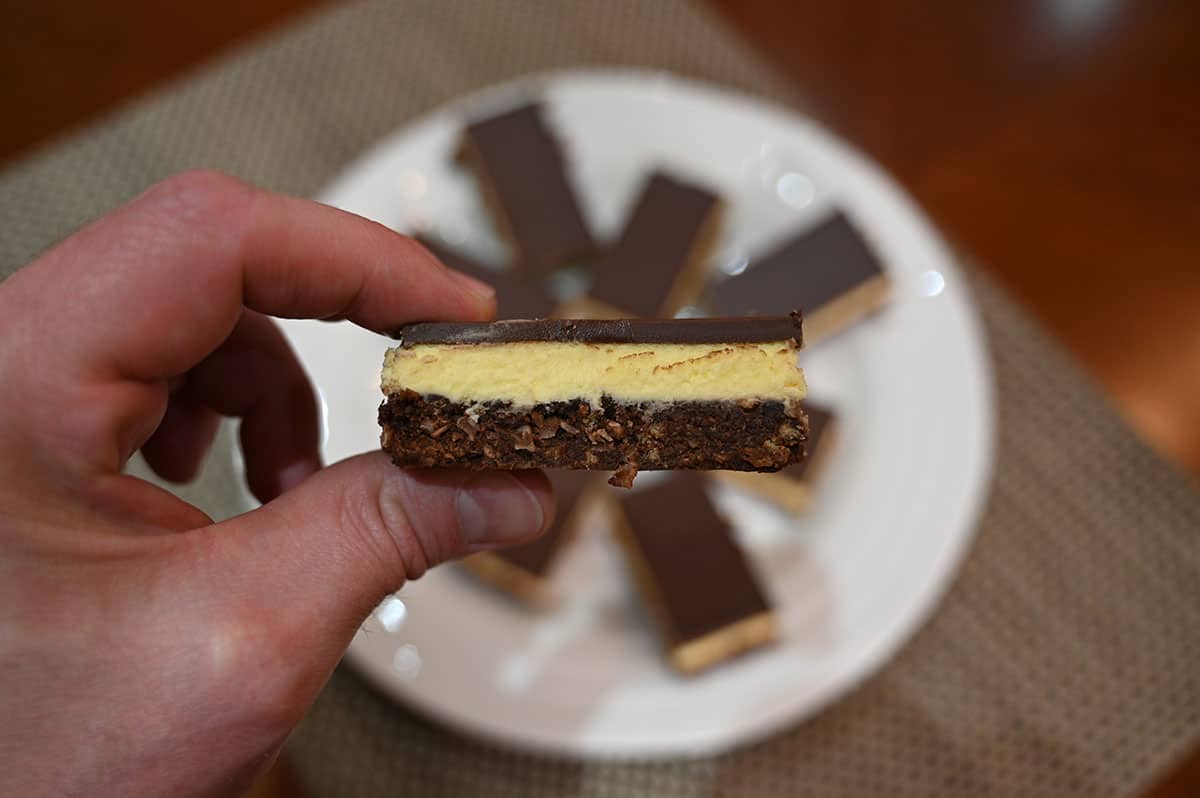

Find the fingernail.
[
  {"left": 448, "top": 269, "right": 496, "bottom": 304},
  {"left": 456, "top": 472, "right": 544, "bottom": 545}
]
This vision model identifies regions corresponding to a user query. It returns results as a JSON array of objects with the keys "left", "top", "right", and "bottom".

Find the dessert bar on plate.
[
  {"left": 461, "top": 470, "right": 601, "bottom": 607},
  {"left": 614, "top": 473, "right": 776, "bottom": 673},
  {"left": 458, "top": 103, "right": 596, "bottom": 277},
  {"left": 563, "top": 171, "right": 722, "bottom": 318},
  {"left": 415, "top": 235, "right": 557, "bottom": 320},
  {"left": 709, "top": 213, "right": 890, "bottom": 343},
  {"left": 715, "top": 402, "right": 837, "bottom": 514}
]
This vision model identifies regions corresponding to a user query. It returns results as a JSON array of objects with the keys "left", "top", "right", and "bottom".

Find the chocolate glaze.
[
  {"left": 461, "top": 104, "right": 596, "bottom": 276},
  {"left": 394, "top": 313, "right": 803, "bottom": 347},
  {"left": 416, "top": 236, "right": 556, "bottom": 320},
  {"left": 619, "top": 473, "right": 771, "bottom": 643},
  {"left": 711, "top": 213, "right": 884, "bottom": 316},
  {"left": 783, "top": 402, "right": 834, "bottom": 479},
  {"left": 493, "top": 470, "right": 596, "bottom": 575},
  {"left": 589, "top": 172, "right": 720, "bottom": 317}
]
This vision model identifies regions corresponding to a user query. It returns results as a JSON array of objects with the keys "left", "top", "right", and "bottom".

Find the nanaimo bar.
[
  {"left": 710, "top": 213, "right": 890, "bottom": 343},
  {"left": 564, "top": 171, "right": 722, "bottom": 318},
  {"left": 615, "top": 473, "right": 776, "bottom": 673},
  {"left": 458, "top": 103, "right": 596, "bottom": 277},
  {"left": 461, "top": 470, "right": 599, "bottom": 607},
  {"left": 379, "top": 316, "right": 808, "bottom": 487}
]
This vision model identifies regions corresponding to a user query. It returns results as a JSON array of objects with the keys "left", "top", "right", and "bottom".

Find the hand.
[{"left": 0, "top": 171, "right": 553, "bottom": 798}]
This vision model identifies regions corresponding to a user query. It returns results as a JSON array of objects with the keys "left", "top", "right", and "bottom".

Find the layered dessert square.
[
  {"left": 458, "top": 103, "right": 596, "bottom": 277},
  {"left": 564, "top": 172, "right": 723, "bottom": 318},
  {"left": 379, "top": 316, "right": 808, "bottom": 487},
  {"left": 461, "top": 470, "right": 600, "bottom": 607},
  {"left": 710, "top": 213, "right": 890, "bottom": 343},
  {"left": 614, "top": 473, "right": 776, "bottom": 673}
]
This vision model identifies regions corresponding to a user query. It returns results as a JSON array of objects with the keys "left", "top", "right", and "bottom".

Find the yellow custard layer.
[{"left": 381, "top": 341, "right": 806, "bottom": 406}]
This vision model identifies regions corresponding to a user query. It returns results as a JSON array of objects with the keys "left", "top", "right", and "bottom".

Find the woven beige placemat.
[{"left": 2, "top": 1, "right": 1197, "bottom": 795}]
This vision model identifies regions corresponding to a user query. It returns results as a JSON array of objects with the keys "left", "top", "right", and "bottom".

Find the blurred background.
[
  {"left": 2, "top": 1, "right": 1196, "bottom": 795},
  {"left": 4, "top": 1, "right": 1197, "bottom": 475}
]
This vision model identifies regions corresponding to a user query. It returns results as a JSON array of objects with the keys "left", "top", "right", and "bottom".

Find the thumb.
[
  {"left": 194, "top": 452, "right": 553, "bottom": 648},
  {"left": 153, "top": 453, "right": 551, "bottom": 762}
]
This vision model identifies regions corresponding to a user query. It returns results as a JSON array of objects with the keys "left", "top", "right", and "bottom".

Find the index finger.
[{"left": 11, "top": 169, "right": 496, "bottom": 382}]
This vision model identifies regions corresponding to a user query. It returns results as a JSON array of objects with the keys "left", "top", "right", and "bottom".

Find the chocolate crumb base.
[{"left": 379, "top": 391, "right": 808, "bottom": 487}]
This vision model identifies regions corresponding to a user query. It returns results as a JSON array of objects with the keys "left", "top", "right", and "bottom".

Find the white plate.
[{"left": 274, "top": 70, "right": 994, "bottom": 759}]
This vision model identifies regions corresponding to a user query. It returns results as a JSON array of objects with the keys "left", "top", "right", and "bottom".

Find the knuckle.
[
  {"left": 140, "top": 169, "right": 252, "bottom": 234},
  {"left": 337, "top": 477, "right": 432, "bottom": 583},
  {"left": 155, "top": 168, "right": 241, "bottom": 201}
]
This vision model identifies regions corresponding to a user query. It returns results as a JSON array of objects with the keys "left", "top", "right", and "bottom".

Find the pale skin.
[{"left": 0, "top": 171, "right": 554, "bottom": 798}]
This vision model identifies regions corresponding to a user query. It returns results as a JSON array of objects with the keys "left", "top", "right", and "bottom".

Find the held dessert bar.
[
  {"left": 564, "top": 172, "right": 723, "bottom": 318},
  {"left": 379, "top": 316, "right": 809, "bottom": 487},
  {"left": 614, "top": 473, "right": 776, "bottom": 674},
  {"left": 710, "top": 213, "right": 890, "bottom": 343},
  {"left": 458, "top": 103, "right": 596, "bottom": 277},
  {"left": 461, "top": 470, "right": 600, "bottom": 607},
  {"left": 716, "top": 402, "right": 837, "bottom": 514}
]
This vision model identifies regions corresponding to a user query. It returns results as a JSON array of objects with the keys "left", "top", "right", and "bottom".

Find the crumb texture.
[{"left": 380, "top": 391, "right": 807, "bottom": 486}]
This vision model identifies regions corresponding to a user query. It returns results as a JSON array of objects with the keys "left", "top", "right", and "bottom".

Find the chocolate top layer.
[
  {"left": 416, "top": 236, "right": 556, "bottom": 320},
  {"left": 394, "top": 313, "right": 802, "bottom": 347},
  {"left": 589, "top": 172, "right": 721, "bottom": 317},
  {"left": 711, "top": 213, "right": 884, "bottom": 316},
  {"left": 783, "top": 402, "right": 835, "bottom": 479},
  {"left": 462, "top": 103, "right": 596, "bottom": 277},
  {"left": 620, "top": 473, "right": 770, "bottom": 643}
]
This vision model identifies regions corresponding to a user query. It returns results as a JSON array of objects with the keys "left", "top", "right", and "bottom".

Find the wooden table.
[{"left": 3, "top": 2, "right": 1196, "bottom": 794}]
